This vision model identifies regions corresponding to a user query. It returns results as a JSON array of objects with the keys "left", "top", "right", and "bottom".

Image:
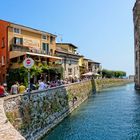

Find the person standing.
[
  {"left": 10, "top": 82, "right": 19, "bottom": 94},
  {"left": 38, "top": 80, "right": 47, "bottom": 90},
  {"left": 19, "top": 83, "right": 26, "bottom": 94}
]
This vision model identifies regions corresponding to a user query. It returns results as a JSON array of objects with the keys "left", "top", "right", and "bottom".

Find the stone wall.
[
  {"left": 3, "top": 80, "right": 94, "bottom": 140},
  {"left": 0, "top": 99, "right": 25, "bottom": 140},
  {"left": 95, "top": 78, "right": 132, "bottom": 91},
  {"left": 1, "top": 79, "right": 132, "bottom": 140}
]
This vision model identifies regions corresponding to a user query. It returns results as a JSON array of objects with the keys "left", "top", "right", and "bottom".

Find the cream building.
[
  {"left": 88, "top": 59, "right": 101, "bottom": 75},
  {"left": 56, "top": 43, "right": 82, "bottom": 79}
]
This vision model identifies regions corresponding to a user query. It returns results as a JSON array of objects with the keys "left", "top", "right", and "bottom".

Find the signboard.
[
  {"left": 23, "top": 58, "right": 34, "bottom": 69},
  {"left": 23, "top": 37, "right": 40, "bottom": 48}
]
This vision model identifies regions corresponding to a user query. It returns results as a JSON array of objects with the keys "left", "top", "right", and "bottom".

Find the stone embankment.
[
  {"left": 95, "top": 78, "right": 133, "bottom": 91},
  {"left": 0, "top": 99, "right": 25, "bottom": 140},
  {"left": 0, "top": 79, "right": 132, "bottom": 140}
]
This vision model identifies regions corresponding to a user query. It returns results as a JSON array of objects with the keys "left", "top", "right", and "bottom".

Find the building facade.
[
  {"left": 88, "top": 59, "right": 101, "bottom": 75},
  {"left": 0, "top": 20, "right": 62, "bottom": 84},
  {"left": 133, "top": 0, "right": 140, "bottom": 89},
  {"left": 0, "top": 20, "right": 10, "bottom": 84},
  {"left": 79, "top": 57, "right": 101, "bottom": 76},
  {"left": 56, "top": 43, "right": 81, "bottom": 79}
]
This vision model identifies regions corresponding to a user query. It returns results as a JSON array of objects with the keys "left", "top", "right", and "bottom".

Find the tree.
[{"left": 102, "top": 69, "right": 126, "bottom": 78}]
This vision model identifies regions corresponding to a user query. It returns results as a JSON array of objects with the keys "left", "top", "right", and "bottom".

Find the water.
[{"left": 42, "top": 83, "right": 140, "bottom": 140}]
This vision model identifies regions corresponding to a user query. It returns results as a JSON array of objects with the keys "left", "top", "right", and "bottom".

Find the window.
[
  {"left": 13, "top": 28, "right": 21, "bottom": 34},
  {"left": 68, "top": 60, "right": 72, "bottom": 65},
  {"left": 14, "top": 37, "right": 23, "bottom": 45},
  {"left": 42, "top": 35, "right": 47, "bottom": 40},
  {"left": 2, "top": 37, "right": 5, "bottom": 48},
  {"left": 69, "top": 46, "right": 72, "bottom": 51},
  {"left": 50, "top": 49, "right": 53, "bottom": 55},
  {"left": 50, "top": 36, "right": 54, "bottom": 44},
  {"left": 68, "top": 68, "right": 72, "bottom": 75},
  {"left": 42, "top": 43, "right": 49, "bottom": 54},
  {"left": 1, "top": 56, "right": 5, "bottom": 66},
  {"left": 77, "top": 66, "right": 79, "bottom": 70}
]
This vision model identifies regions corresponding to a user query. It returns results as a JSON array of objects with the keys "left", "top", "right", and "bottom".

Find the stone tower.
[{"left": 133, "top": 0, "right": 140, "bottom": 89}]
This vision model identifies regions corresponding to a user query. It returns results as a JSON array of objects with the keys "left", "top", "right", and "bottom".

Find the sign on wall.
[{"left": 23, "top": 37, "right": 40, "bottom": 48}]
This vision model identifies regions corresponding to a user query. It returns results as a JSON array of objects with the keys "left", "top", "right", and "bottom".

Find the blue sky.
[{"left": 0, "top": 0, "right": 135, "bottom": 75}]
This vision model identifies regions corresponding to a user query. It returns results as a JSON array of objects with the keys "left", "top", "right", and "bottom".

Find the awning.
[
  {"left": 94, "top": 73, "right": 99, "bottom": 76},
  {"left": 10, "top": 51, "right": 25, "bottom": 59},
  {"left": 10, "top": 51, "right": 62, "bottom": 60},
  {"left": 82, "top": 72, "right": 94, "bottom": 76},
  {"left": 82, "top": 72, "right": 100, "bottom": 76},
  {"left": 26, "top": 52, "right": 62, "bottom": 60}
]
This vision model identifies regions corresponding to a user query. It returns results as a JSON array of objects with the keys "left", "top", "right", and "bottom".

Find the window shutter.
[
  {"left": 20, "top": 38, "right": 23, "bottom": 45},
  {"left": 13, "top": 37, "right": 16, "bottom": 44}
]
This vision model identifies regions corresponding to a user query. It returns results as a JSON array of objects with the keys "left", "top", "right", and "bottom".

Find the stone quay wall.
[
  {"left": 3, "top": 80, "right": 94, "bottom": 140},
  {"left": 0, "top": 79, "right": 132, "bottom": 140},
  {"left": 95, "top": 78, "right": 133, "bottom": 92}
]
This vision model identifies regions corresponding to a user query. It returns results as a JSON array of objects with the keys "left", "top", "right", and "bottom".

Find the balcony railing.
[
  {"left": 10, "top": 44, "right": 53, "bottom": 56},
  {"left": 10, "top": 44, "right": 29, "bottom": 52}
]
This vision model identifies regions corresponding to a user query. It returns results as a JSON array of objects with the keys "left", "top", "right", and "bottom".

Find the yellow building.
[
  {"left": 0, "top": 20, "right": 63, "bottom": 83},
  {"left": 7, "top": 22, "right": 62, "bottom": 69}
]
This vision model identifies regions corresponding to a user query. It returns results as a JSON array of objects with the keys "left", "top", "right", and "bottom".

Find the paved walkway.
[{"left": 0, "top": 99, "right": 25, "bottom": 140}]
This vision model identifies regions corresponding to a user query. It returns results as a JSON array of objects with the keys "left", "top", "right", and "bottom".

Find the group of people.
[
  {"left": 10, "top": 82, "right": 26, "bottom": 94},
  {"left": 0, "top": 82, "right": 27, "bottom": 97},
  {"left": 0, "top": 76, "right": 91, "bottom": 97}
]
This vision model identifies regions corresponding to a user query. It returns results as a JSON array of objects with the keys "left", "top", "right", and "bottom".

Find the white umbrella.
[{"left": 82, "top": 72, "right": 94, "bottom": 76}]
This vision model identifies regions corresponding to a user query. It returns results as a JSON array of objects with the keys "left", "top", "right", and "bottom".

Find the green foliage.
[
  {"left": 30, "top": 65, "right": 43, "bottom": 78},
  {"left": 102, "top": 69, "right": 126, "bottom": 78},
  {"left": 7, "top": 68, "right": 27, "bottom": 90},
  {"left": 6, "top": 112, "right": 15, "bottom": 123},
  {"left": 47, "top": 67, "right": 64, "bottom": 80}
]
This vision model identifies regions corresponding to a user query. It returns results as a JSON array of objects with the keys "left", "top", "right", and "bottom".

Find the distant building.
[
  {"left": 129, "top": 75, "right": 135, "bottom": 81},
  {"left": 87, "top": 59, "right": 101, "bottom": 75},
  {"left": 56, "top": 43, "right": 82, "bottom": 79},
  {"left": 79, "top": 57, "right": 101, "bottom": 77},
  {"left": 133, "top": 0, "right": 140, "bottom": 89}
]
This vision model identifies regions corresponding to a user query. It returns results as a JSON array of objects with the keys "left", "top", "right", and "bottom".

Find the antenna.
[{"left": 56, "top": 33, "right": 63, "bottom": 43}]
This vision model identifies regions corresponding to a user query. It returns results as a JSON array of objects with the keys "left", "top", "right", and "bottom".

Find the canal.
[{"left": 42, "top": 83, "right": 140, "bottom": 140}]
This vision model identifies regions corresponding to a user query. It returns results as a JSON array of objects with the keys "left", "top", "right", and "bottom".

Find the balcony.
[
  {"left": 10, "top": 44, "right": 53, "bottom": 56},
  {"left": 10, "top": 44, "right": 29, "bottom": 52},
  {"left": 56, "top": 46, "right": 68, "bottom": 52}
]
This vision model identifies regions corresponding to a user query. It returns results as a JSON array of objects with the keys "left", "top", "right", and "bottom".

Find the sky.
[{"left": 0, "top": 0, "right": 136, "bottom": 75}]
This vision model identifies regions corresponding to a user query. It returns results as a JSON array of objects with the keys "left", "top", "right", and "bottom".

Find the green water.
[{"left": 42, "top": 83, "right": 140, "bottom": 140}]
